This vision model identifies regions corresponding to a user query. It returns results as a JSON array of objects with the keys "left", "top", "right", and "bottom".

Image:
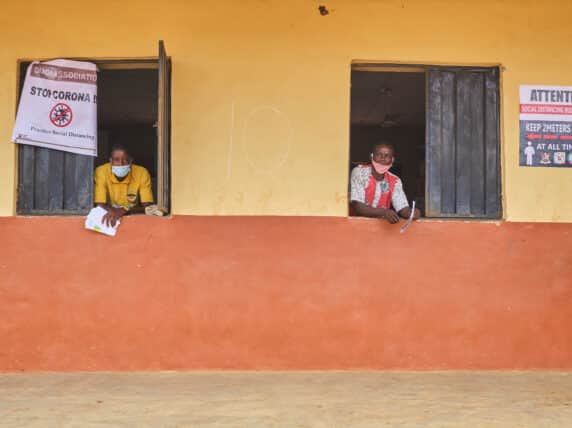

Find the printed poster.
[
  {"left": 11, "top": 59, "right": 97, "bottom": 156},
  {"left": 520, "top": 85, "right": 572, "bottom": 167}
]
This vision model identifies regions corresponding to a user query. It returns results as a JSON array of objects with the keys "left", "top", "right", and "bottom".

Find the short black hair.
[
  {"left": 109, "top": 144, "right": 131, "bottom": 160},
  {"left": 372, "top": 141, "right": 395, "bottom": 155}
]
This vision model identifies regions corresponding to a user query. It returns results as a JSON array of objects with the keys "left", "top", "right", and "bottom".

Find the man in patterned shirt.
[{"left": 350, "top": 142, "right": 420, "bottom": 224}]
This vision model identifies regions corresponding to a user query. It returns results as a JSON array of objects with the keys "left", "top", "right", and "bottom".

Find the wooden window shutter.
[
  {"left": 17, "top": 143, "right": 93, "bottom": 215},
  {"left": 426, "top": 67, "right": 501, "bottom": 218},
  {"left": 156, "top": 40, "right": 171, "bottom": 213},
  {"left": 16, "top": 60, "right": 94, "bottom": 215}
]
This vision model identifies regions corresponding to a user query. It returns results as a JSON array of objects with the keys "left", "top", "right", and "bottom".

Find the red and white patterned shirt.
[{"left": 350, "top": 165, "right": 409, "bottom": 212}]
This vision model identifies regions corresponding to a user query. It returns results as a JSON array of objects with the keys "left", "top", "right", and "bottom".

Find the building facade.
[{"left": 1, "top": 0, "right": 572, "bottom": 371}]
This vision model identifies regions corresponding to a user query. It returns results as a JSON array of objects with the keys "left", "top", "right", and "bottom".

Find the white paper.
[
  {"left": 84, "top": 206, "right": 120, "bottom": 237},
  {"left": 12, "top": 59, "right": 98, "bottom": 156}
]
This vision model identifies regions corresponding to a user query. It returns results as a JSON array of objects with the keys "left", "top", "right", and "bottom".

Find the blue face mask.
[{"left": 112, "top": 164, "right": 131, "bottom": 178}]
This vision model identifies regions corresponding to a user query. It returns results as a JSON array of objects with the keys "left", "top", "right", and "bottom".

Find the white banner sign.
[
  {"left": 11, "top": 59, "right": 98, "bottom": 156},
  {"left": 519, "top": 85, "right": 572, "bottom": 167}
]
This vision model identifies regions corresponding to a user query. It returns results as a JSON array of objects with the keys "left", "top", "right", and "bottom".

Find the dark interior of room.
[
  {"left": 350, "top": 70, "right": 426, "bottom": 214},
  {"left": 96, "top": 68, "right": 158, "bottom": 196}
]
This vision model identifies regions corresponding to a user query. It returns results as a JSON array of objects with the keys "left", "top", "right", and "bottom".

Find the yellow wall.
[{"left": 1, "top": 0, "right": 572, "bottom": 221}]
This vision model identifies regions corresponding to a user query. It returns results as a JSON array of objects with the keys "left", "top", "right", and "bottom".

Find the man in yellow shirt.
[{"left": 94, "top": 145, "right": 154, "bottom": 226}]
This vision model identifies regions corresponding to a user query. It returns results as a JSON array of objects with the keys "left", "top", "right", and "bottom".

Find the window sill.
[{"left": 348, "top": 215, "right": 503, "bottom": 225}]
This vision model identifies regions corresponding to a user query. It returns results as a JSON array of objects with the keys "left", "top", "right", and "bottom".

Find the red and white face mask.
[{"left": 371, "top": 159, "right": 392, "bottom": 175}]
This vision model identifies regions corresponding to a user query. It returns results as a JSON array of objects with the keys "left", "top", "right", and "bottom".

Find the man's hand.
[
  {"left": 380, "top": 208, "right": 400, "bottom": 224},
  {"left": 398, "top": 207, "right": 421, "bottom": 220},
  {"left": 102, "top": 206, "right": 127, "bottom": 227},
  {"left": 352, "top": 201, "right": 401, "bottom": 224}
]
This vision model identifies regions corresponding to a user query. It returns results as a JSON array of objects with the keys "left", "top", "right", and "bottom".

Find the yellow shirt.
[{"left": 94, "top": 163, "right": 154, "bottom": 209}]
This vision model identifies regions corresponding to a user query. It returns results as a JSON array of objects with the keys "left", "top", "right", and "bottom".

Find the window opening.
[
  {"left": 349, "top": 68, "right": 426, "bottom": 216},
  {"left": 96, "top": 68, "right": 158, "bottom": 199},
  {"left": 16, "top": 42, "right": 171, "bottom": 216},
  {"left": 349, "top": 63, "right": 501, "bottom": 219}
]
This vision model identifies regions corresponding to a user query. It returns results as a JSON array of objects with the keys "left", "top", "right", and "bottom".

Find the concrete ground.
[{"left": 1, "top": 372, "right": 572, "bottom": 427}]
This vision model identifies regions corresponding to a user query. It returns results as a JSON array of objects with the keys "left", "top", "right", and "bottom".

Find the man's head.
[
  {"left": 371, "top": 142, "right": 395, "bottom": 168},
  {"left": 109, "top": 145, "right": 132, "bottom": 179},
  {"left": 109, "top": 144, "right": 132, "bottom": 166}
]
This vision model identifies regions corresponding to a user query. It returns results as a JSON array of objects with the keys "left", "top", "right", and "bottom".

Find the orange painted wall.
[{"left": 1, "top": 217, "right": 571, "bottom": 371}]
